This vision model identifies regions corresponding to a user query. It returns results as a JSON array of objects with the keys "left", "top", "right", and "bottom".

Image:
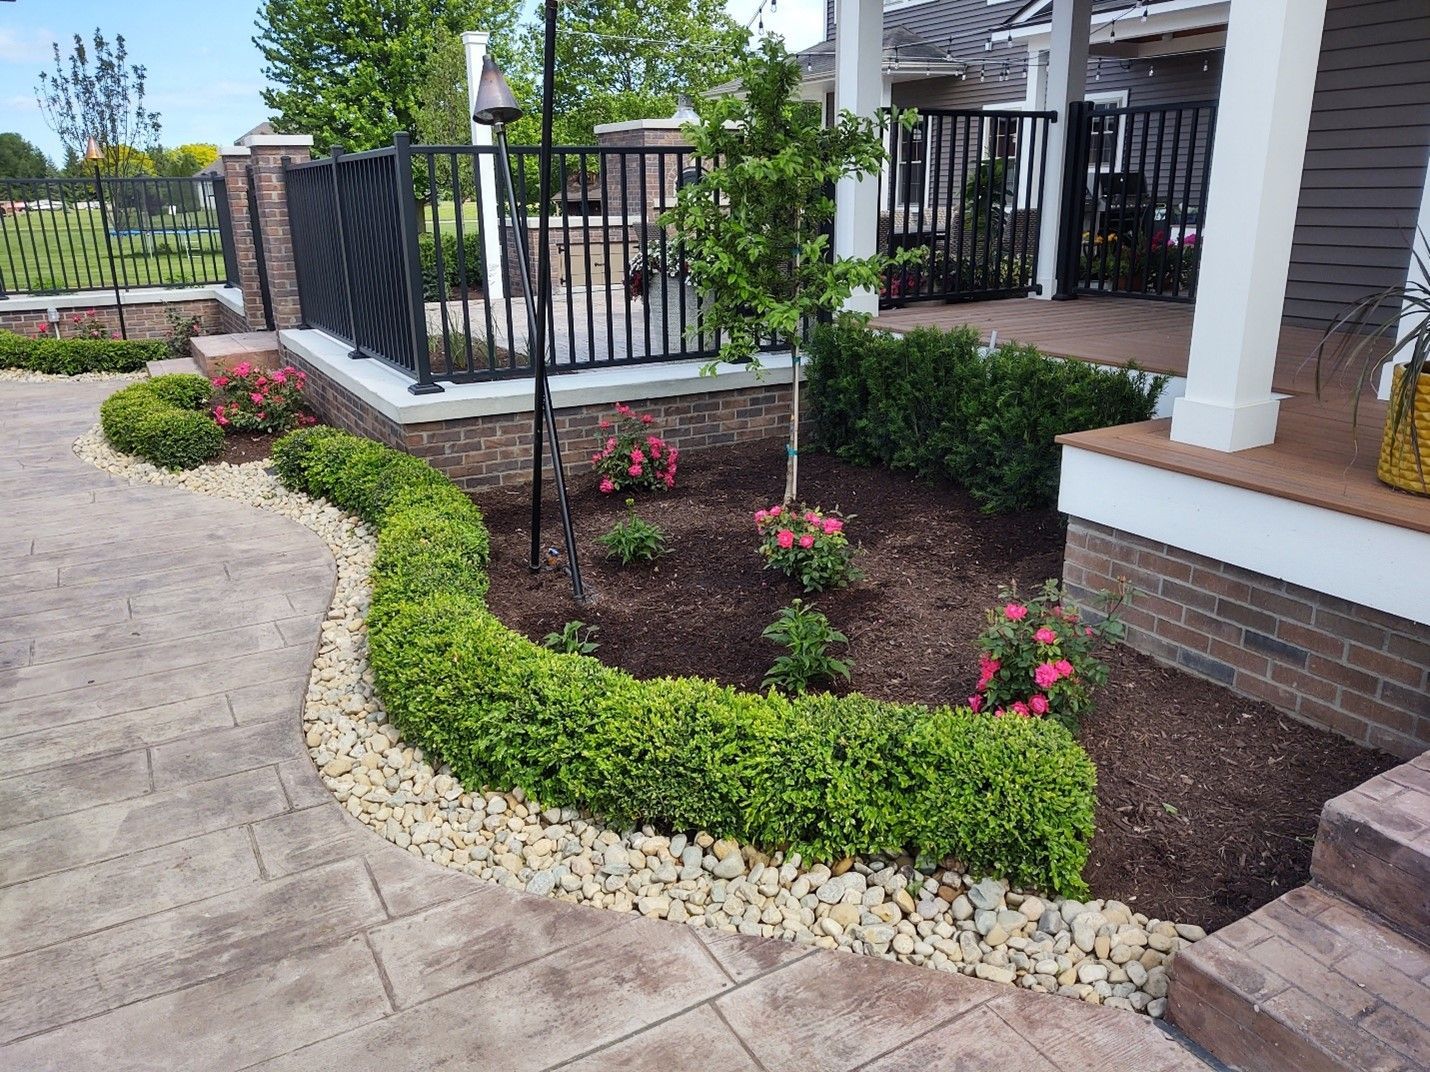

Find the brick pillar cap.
[
  {"left": 461, "top": 30, "right": 490, "bottom": 46},
  {"left": 239, "top": 133, "right": 315, "bottom": 149},
  {"left": 593, "top": 118, "right": 688, "bottom": 135},
  {"left": 218, "top": 145, "right": 252, "bottom": 158}
]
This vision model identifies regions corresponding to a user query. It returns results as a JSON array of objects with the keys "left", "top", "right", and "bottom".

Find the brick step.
[
  {"left": 190, "top": 331, "right": 280, "bottom": 377},
  {"left": 1168, "top": 885, "right": 1430, "bottom": 1072},
  {"left": 1311, "top": 754, "right": 1430, "bottom": 946}
]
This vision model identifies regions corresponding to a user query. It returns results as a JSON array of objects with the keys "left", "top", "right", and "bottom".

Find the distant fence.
[
  {"left": 286, "top": 134, "right": 782, "bottom": 391},
  {"left": 0, "top": 175, "right": 236, "bottom": 298}
]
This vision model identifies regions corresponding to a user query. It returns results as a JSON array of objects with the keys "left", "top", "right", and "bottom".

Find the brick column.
[
  {"left": 218, "top": 146, "right": 262, "bottom": 330},
  {"left": 237, "top": 133, "right": 314, "bottom": 331}
]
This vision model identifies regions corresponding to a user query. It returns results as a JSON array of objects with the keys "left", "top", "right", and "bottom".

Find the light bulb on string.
[
  {"left": 1094, "top": 59, "right": 1102, "bottom": 81},
  {"left": 1203, "top": 56, "right": 1210, "bottom": 72},
  {"left": 1141, "top": 3, "right": 1149, "bottom": 20}
]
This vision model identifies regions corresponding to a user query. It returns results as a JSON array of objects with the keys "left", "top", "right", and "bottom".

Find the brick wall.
[
  {"left": 0, "top": 297, "right": 222, "bottom": 342},
  {"left": 218, "top": 299, "right": 251, "bottom": 335},
  {"left": 1064, "top": 519, "right": 1430, "bottom": 759},
  {"left": 283, "top": 345, "right": 795, "bottom": 492}
]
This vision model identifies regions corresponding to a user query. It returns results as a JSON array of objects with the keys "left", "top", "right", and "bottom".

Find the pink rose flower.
[
  {"left": 754, "top": 510, "right": 769, "bottom": 524},
  {"left": 1004, "top": 603, "right": 1028, "bottom": 621},
  {"left": 250, "top": 392, "right": 264, "bottom": 404},
  {"left": 599, "top": 477, "right": 615, "bottom": 493},
  {"left": 1085, "top": 627, "right": 1094, "bottom": 637},
  {"left": 1029, "top": 694, "right": 1050, "bottom": 715},
  {"left": 1012, "top": 701, "right": 1031, "bottom": 717},
  {"left": 798, "top": 534, "right": 815, "bottom": 549},
  {"left": 979, "top": 654, "right": 1001, "bottom": 676},
  {"left": 1034, "top": 627, "right": 1058, "bottom": 645},
  {"left": 1034, "top": 662, "right": 1060, "bottom": 689},
  {"left": 630, "top": 447, "right": 645, "bottom": 464},
  {"left": 822, "top": 517, "right": 843, "bottom": 535},
  {"left": 804, "top": 511, "right": 819, "bottom": 524},
  {"left": 599, "top": 418, "right": 612, "bottom": 430},
  {"left": 615, "top": 403, "right": 632, "bottom": 416},
  {"left": 776, "top": 529, "right": 795, "bottom": 549},
  {"left": 1054, "top": 658, "right": 1074, "bottom": 678},
  {"left": 233, "top": 361, "right": 252, "bottom": 377},
  {"left": 640, "top": 413, "right": 654, "bottom": 424},
  {"left": 627, "top": 464, "right": 643, "bottom": 478},
  {"left": 662, "top": 473, "right": 675, "bottom": 488},
  {"left": 768, "top": 505, "right": 782, "bottom": 517},
  {"left": 968, "top": 695, "right": 983, "bottom": 712}
]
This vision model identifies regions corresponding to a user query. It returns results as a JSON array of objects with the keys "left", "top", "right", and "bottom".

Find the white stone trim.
[
  {"left": 0, "top": 285, "right": 225, "bottom": 314},
  {"left": 218, "top": 145, "right": 252, "bottom": 159},
  {"left": 1059, "top": 446, "right": 1430, "bottom": 625},
  {"left": 593, "top": 118, "right": 687, "bottom": 134},
  {"left": 280, "top": 327, "right": 801, "bottom": 425},
  {"left": 1379, "top": 169, "right": 1430, "bottom": 398},
  {"left": 238, "top": 133, "right": 316, "bottom": 149},
  {"left": 213, "top": 286, "right": 246, "bottom": 318}
]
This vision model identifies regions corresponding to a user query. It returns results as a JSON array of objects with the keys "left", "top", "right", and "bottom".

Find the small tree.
[
  {"left": 667, "top": 38, "right": 915, "bottom": 503},
  {"left": 36, "top": 30, "right": 161, "bottom": 178}
]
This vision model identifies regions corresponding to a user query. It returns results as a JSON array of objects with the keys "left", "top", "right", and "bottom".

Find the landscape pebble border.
[
  {"left": 75, "top": 423, "right": 1205, "bottom": 1018},
  {"left": 1, "top": 369, "right": 147, "bottom": 384}
]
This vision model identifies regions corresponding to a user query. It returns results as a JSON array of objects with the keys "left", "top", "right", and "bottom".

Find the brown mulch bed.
[
  {"left": 476, "top": 436, "right": 1398, "bottom": 931},
  {"left": 218, "top": 430, "right": 282, "bottom": 465}
]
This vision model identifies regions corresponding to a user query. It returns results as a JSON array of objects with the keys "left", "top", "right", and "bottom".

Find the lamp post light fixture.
[
  {"left": 471, "top": 37, "right": 587, "bottom": 603},
  {"left": 85, "top": 136, "right": 128, "bottom": 339}
]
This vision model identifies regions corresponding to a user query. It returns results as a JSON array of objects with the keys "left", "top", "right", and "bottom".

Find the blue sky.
[{"left": 0, "top": 1, "right": 825, "bottom": 164}]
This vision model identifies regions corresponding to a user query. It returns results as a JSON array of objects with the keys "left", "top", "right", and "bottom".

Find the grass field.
[{"left": 0, "top": 204, "right": 227, "bottom": 296}]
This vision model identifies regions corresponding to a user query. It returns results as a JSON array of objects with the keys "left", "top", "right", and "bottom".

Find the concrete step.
[
  {"left": 1169, "top": 884, "right": 1430, "bottom": 1072},
  {"left": 190, "top": 331, "right": 280, "bottom": 377},
  {"left": 1311, "top": 754, "right": 1430, "bottom": 946},
  {"left": 144, "top": 356, "right": 202, "bottom": 378}
]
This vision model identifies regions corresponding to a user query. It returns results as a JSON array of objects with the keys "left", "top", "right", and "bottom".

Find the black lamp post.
[
  {"left": 85, "top": 136, "right": 128, "bottom": 340},
  {"left": 471, "top": 20, "right": 587, "bottom": 603}
]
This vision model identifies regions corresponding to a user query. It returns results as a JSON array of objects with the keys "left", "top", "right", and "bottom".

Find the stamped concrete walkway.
[{"left": 0, "top": 381, "right": 1214, "bottom": 1072}]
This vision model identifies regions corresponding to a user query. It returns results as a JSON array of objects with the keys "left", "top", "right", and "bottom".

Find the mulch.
[
  {"left": 217, "top": 430, "right": 284, "bottom": 465},
  {"left": 477, "top": 434, "right": 1398, "bottom": 930}
]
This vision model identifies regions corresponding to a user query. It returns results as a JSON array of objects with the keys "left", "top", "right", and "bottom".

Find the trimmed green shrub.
[
  {"left": 99, "top": 373, "right": 224, "bottom": 470},
  {"left": 277, "top": 428, "right": 1098, "bottom": 895},
  {"left": 806, "top": 323, "right": 1168, "bottom": 513},
  {"left": 418, "top": 230, "right": 484, "bottom": 301},
  {"left": 0, "top": 330, "right": 165, "bottom": 375}
]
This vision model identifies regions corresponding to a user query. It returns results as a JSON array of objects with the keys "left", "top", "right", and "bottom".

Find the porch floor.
[
  {"left": 871, "top": 296, "right": 1332, "bottom": 395},
  {"left": 872, "top": 297, "right": 1428, "bottom": 533}
]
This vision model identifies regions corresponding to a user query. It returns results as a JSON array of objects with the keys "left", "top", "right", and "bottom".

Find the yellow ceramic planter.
[{"left": 1378, "top": 365, "right": 1430, "bottom": 496}]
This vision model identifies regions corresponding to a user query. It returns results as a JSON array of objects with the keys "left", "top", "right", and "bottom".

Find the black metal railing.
[
  {"left": 0, "top": 174, "right": 234, "bottom": 298},
  {"left": 287, "top": 133, "right": 791, "bottom": 388},
  {"left": 1061, "top": 100, "right": 1216, "bottom": 302},
  {"left": 877, "top": 108, "right": 1055, "bottom": 307}
]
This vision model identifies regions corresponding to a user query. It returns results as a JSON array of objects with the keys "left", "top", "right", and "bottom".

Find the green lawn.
[{"left": 0, "top": 204, "right": 227, "bottom": 296}]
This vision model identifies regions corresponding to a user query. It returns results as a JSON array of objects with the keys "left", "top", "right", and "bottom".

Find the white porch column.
[
  {"left": 463, "top": 30, "right": 505, "bottom": 301},
  {"left": 834, "top": 0, "right": 883, "bottom": 315},
  {"left": 1033, "top": 0, "right": 1092, "bottom": 300},
  {"left": 1170, "top": 0, "right": 1327, "bottom": 451},
  {"left": 1378, "top": 161, "right": 1430, "bottom": 399}
]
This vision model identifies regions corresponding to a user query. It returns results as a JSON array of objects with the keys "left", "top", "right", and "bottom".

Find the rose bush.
[
  {"left": 591, "top": 403, "right": 678, "bottom": 494},
  {"left": 211, "top": 362, "right": 314, "bottom": 434},
  {"left": 755, "top": 503, "right": 859, "bottom": 593},
  {"left": 970, "top": 579, "right": 1125, "bottom": 731}
]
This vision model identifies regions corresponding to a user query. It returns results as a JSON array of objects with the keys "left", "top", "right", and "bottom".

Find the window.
[
  {"left": 1087, "top": 91, "right": 1130, "bottom": 170},
  {"left": 982, "top": 101, "right": 1023, "bottom": 161},
  {"left": 895, "top": 122, "right": 927, "bottom": 206}
]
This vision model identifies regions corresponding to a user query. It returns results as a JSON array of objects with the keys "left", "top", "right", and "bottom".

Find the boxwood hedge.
[
  {"left": 272, "top": 426, "right": 1098, "bottom": 895},
  {"left": 0, "top": 330, "right": 166, "bottom": 375},
  {"left": 99, "top": 373, "right": 224, "bottom": 470}
]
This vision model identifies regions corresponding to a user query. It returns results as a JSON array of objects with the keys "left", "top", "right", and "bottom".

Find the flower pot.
[
  {"left": 1378, "top": 365, "right": 1430, "bottom": 496},
  {"left": 642, "top": 279, "right": 718, "bottom": 357}
]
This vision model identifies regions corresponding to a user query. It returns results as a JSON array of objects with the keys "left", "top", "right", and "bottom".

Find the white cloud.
[
  {"left": 0, "top": 27, "right": 57, "bottom": 66},
  {"left": 725, "top": 0, "right": 828, "bottom": 51}
]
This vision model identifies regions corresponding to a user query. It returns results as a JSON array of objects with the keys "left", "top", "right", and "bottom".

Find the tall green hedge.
[
  {"left": 272, "top": 426, "right": 1098, "bottom": 895},
  {"left": 418, "top": 230, "right": 485, "bottom": 301},
  {"left": 806, "top": 323, "right": 1167, "bottom": 512},
  {"left": 0, "top": 330, "right": 165, "bottom": 375},
  {"left": 99, "top": 373, "right": 223, "bottom": 470}
]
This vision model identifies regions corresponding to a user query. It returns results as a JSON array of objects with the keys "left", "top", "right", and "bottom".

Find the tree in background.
[
  {"left": 35, "top": 29, "right": 161, "bottom": 178},
  {"left": 255, "top": 0, "right": 523, "bottom": 151},
  {"left": 151, "top": 143, "right": 220, "bottom": 177},
  {"left": 668, "top": 39, "right": 915, "bottom": 504},
  {"left": 0, "top": 133, "right": 54, "bottom": 178},
  {"left": 517, "top": 0, "right": 750, "bottom": 146}
]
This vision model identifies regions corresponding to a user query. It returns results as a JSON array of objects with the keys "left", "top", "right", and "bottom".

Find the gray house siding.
[{"left": 1283, "top": 0, "right": 1430, "bottom": 328}]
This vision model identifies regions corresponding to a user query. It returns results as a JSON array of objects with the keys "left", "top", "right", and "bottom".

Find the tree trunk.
[{"left": 784, "top": 338, "right": 800, "bottom": 504}]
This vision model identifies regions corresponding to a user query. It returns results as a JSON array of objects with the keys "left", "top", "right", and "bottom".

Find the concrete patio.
[{"left": 0, "top": 379, "right": 1214, "bottom": 1070}]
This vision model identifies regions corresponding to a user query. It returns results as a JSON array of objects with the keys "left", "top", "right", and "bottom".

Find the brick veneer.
[
  {"left": 283, "top": 347, "right": 795, "bottom": 492},
  {"left": 217, "top": 299, "right": 251, "bottom": 335},
  {"left": 1064, "top": 518, "right": 1430, "bottom": 758},
  {"left": 0, "top": 297, "right": 222, "bottom": 342}
]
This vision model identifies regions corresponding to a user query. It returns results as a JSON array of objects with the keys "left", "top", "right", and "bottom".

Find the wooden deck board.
[{"left": 872, "top": 298, "right": 1430, "bottom": 532}]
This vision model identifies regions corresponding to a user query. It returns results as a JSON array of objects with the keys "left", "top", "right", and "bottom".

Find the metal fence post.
[
  {"left": 393, "top": 132, "right": 441, "bottom": 394},
  {"left": 1053, "top": 100, "right": 1092, "bottom": 301},
  {"left": 328, "top": 145, "right": 362, "bottom": 358}
]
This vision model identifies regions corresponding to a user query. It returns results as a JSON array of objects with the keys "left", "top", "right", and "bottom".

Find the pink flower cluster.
[
  {"left": 211, "top": 362, "right": 313, "bottom": 434},
  {"left": 591, "top": 403, "right": 678, "bottom": 494},
  {"left": 967, "top": 583, "right": 1119, "bottom": 728},
  {"left": 32, "top": 310, "right": 117, "bottom": 341},
  {"left": 754, "top": 503, "right": 858, "bottom": 593}
]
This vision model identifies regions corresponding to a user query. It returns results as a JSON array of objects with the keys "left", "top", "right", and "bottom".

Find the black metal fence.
[
  {"left": 0, "top": 174, "right": 234, "bottom": 298},
  {"left": 1059, "top": 100, "right": 1216, "bottom": 302},
  {"left": 877, "top": 108, "right": 1056, "bottom": 307},
  {"left": 287, "top": 134, "right": 784, "bottom": 390}
]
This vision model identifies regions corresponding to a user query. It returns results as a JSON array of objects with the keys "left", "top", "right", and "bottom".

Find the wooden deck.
[
  {"left": 871, "top": 297, "right": 1430, "bottom": 531},
  {"left": 871, "top": 297, "right": 1334, "bottom": 395}
]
